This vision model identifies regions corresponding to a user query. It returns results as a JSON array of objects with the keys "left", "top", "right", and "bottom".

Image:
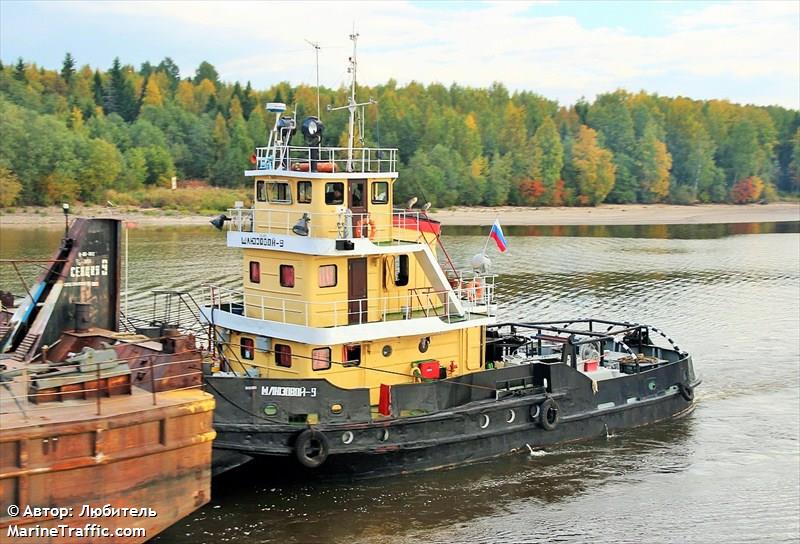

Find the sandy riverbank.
[
  {"left": 0, "top": 202, "right": 798, "bottom": 229},
  {"left": 428, "top": 203, "right": 800, "bottom": 226}
]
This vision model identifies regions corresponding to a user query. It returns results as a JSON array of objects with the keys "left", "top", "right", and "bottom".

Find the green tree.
[
  {"left": 104, "top": 58, "right": 137, "bottom": 121},
  {"left": 76, "top": 138, "right": 123, "bottom": 202},
  {"left": 194, "top": 61, "right": 219, "bottom": 87},
  {"left": 528, "top": 117, "right": 564, "bottom": 204},
  {"left": 664, "top": 98, "right": 723, "bottom": 202},
  {"left": 14, "top": 58, "right": 26, "bottom": 82},
  {"left": 60, "top": 53, "right": 76, "bottom": 85},
  {"left": 142, "top": 145, "right": 176, "bottom": 186},
  {"left": 119, "top": 147, "right": 148, "bottom": 190},
  {"left": 157, "top": 57, "right": 180, "bottom": 91},
  {"left": 484, "top": 153, "right": 512, "bottom": 205},
  {"left": 587, "top": 91, "right": 636, "bottom": 202}
]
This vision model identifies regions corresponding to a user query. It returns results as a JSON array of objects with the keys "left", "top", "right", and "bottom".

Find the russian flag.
[{"left": 489, "top": 219, "right": 508, "bottom": 253}]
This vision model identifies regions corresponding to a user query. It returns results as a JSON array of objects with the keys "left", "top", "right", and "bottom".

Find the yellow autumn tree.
[
  {"left": 68, "top": 106, "right": 85, "bottom": 134},
  {"left": 636, "top": 124, "right": 672, "bottom": 202},
  {"left": 228, "top": 96, "right": 244, "bottom": 125},
  {"left": 194, "top": 78, "right": 216, "bottom": 111},
  {"left": 572, "top": 125, "right": 616, "bottom": 205},
  {"left": 142, "top": 76, "right": 164, "bottom": 107},
  {"left": 176, "top": 80, "right": 196, "bottom": 112},
  {"left": 0, "top": 166, "right": 22, "bottom": 207}
]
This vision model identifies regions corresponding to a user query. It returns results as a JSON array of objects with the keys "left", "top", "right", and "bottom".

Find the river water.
[{"left": 1, "top": 221, "right": 798, "bottom": 543}]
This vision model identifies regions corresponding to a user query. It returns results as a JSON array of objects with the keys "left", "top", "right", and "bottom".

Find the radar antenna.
[{"left": 327, "top": 29, "right": 376, "bottom": 172}]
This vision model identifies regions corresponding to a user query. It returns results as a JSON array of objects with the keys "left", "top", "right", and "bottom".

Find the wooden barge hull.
[{"left": 0, "top": 391, "right": 215, "bottom": 544}]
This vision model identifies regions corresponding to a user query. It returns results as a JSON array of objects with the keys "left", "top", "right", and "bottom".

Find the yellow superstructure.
[{"left": 209, "top": 116, "right": 496, "bottom": 407}]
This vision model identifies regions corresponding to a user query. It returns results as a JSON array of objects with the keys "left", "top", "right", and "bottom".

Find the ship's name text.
[{"left": 261, "top": 386, "right": 317, "bottom": 398}]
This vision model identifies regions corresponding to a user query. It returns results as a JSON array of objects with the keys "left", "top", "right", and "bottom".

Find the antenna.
[
  {"left": 304, "top": 38, "right": 321, "bottom": 119},
  {"left": 327, "top": 29, "right": 376, "bottom": 172}
]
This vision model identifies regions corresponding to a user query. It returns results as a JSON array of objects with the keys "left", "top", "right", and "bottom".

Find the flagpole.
[{"left": 482, "top": 217, "right": 498, "bottom": 256}]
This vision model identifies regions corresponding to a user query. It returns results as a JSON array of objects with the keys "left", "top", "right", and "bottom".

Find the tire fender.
[
  {"left": 539, "top": 398, "right": 560, "bottom": 431},
  {"left": 295, "top": 429, "right": 329, "bottom": 469},
  {"left": 678, "top": 383, "right": 695, "bottom": 402}
]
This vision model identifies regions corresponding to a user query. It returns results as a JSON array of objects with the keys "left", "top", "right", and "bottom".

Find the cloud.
[{"left": 45, "top": 1, "right": 800, "bottom": 107}]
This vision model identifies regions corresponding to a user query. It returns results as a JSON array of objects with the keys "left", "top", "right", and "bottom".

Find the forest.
[{"left": 0, "top": 54, "right": 798, "bottom": 210}]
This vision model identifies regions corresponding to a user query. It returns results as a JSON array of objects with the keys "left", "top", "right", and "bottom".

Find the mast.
[
  {"left": 328, "top": 29, "right": 375, "bottom": 173},
  {"left": 346, "top": 31, "right": 358, "bottom": 172},
  {"left": 304, "top": 38, "right": 322, "bottom": 119}
]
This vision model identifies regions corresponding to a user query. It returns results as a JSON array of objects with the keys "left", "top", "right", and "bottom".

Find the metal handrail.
[
  {"left": 253, "top": 145, "right": 398, "bottom": 174},
  {"left": 225, "top": 206, "right": 434, "bottom": 244},
  {"left": 205, "top": 277, "right": 496, "bottom": 327}
]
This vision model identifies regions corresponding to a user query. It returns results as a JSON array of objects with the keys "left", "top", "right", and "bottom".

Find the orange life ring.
[
  {"left": 466, "top": 279, "right": 483, "bottom": 302},
  {"left": 249, "top": 153, "right": 257, "bottom": 165},
  {"left": 317, "top": 162, "right": 337, "bottom": 173},
  {"left": 355, "top": 217, "right": 366, "bottom": 238},
  {"left": 367, "top": 218, "right": 376, "bottom": 240}
]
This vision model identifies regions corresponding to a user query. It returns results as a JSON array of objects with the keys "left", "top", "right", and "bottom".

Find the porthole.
[
  {"left": 342, "top": 431, "right": 354, "bottom": 444},
  {"left": 382, "top": 345, "right": 393, "bottom": 357},
  {"left": 418, "top": 337, "right": 430, "bottom": 353},
  {"left": 506, "top": 409, "right": 516, "bottom": 423},
  {"left": 479, "top": 414, "right": 490, "bottom": 429},
  {"left": 378, "top": 428, "right": 389, "bottom": 442},
  {"left": 263, "top": 404, "right": 278, "bottom": 416}
]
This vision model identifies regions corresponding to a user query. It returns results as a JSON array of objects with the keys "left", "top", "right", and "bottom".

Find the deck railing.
[
  {"left": 205, "top": 276, "right": 496, "bottom": 328},
  {"left": 253, "top": 146, "right": 398, "bottom": 174},
  {"left": 225, "top": 207, "right": 434, "bottom": 244}
]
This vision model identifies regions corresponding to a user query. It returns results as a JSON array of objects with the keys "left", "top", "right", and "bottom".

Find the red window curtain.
[
  {"left": 275, "top": 344, "right": 292, "bottom": 367},
  {"left": 249, "top": 261, "right": 260, "bottom": 283},
  {"left": 280, "top": 265, "right": 295, "bottom": 287}
]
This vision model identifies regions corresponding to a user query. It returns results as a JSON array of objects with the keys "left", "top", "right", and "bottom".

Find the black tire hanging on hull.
[
  {"left": 678, "top": 382, "right": 695, "bottom": 402},
  {"left": 539, "top": 398, "right": 560, "bottom": 431},
  {"left": 295, "top": 429, "right": 329, "bottom": 468}
]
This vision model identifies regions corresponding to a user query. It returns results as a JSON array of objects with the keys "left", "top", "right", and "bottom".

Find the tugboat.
[{"left": 203, "top": 34, "right": 699, "bottom": 476}]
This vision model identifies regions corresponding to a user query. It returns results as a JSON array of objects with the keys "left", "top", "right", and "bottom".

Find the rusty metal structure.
[{"left": 0, "top": 218, "right": 215, "bottom": 544}]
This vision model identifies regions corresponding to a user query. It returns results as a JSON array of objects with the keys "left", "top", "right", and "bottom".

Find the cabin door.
[
  {"left": 348, "top": 257, "right": 368, "bottom": 324},
  {"left": 348, "top": 179, "right": 367, "bottom": 237}
]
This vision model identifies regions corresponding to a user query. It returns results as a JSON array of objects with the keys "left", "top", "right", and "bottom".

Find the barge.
[{"left": 0, "top": 218, "right": 215, "bottom": 543}]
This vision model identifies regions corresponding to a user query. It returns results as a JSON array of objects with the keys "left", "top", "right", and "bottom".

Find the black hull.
[{"left": 207, "top": 354, "right": 698, "bottom": 478}]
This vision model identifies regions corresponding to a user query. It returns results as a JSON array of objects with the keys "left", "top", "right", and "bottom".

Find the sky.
[{"left": 1, "top": 0, "right": 798, "bottom": 109}]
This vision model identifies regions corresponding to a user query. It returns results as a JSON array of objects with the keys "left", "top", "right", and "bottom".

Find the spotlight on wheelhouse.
[
  {"left": 292, "top": 213, "right": 311, "bottom": 236},
  {"left": 210, "top": 214, "right": 231, "bottom": 231}
]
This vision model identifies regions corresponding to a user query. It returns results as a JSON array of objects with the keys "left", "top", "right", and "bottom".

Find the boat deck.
[{"left": 0, "top": 361, "right": 210, "bottom": 433}]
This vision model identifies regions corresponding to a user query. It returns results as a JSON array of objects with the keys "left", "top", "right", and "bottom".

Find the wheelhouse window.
[
  {"left": 395, "top": 255, "right": 409, "bottom": 286},
  {"left": 318, "top": 265, "right": 337, "bottom": 288},
  {"left": 325, "top": 182, "right": 344, "bottom": 205},
  {"left": 249, "top": 261, "right": 261, "bottom": 283},
  {"left": 241, "top": 337, "right": 254, "bottom": 360},
  {"left": 268, "top": 182, "right": 292, "bottom": 204},
  {"left": 297, "top": 181, "right": 312, "bottom": 204},
  {"left": 275, "top": 344, "right": 292, "bottom": 368},
  {"left": 312, "top": 347, "right": 332, "bottom": 371},
  {"left": 343, "top": 344, "right": 361, "bottom": 367},
  {"left": 256, "top": 181, "right": 267, "bottom": 202},
  {"left": 279, "top": 265, "right": 295, "bottom": 288},
  {"left": 371, "top": 182, "right": 389, "bottom": 204}
]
